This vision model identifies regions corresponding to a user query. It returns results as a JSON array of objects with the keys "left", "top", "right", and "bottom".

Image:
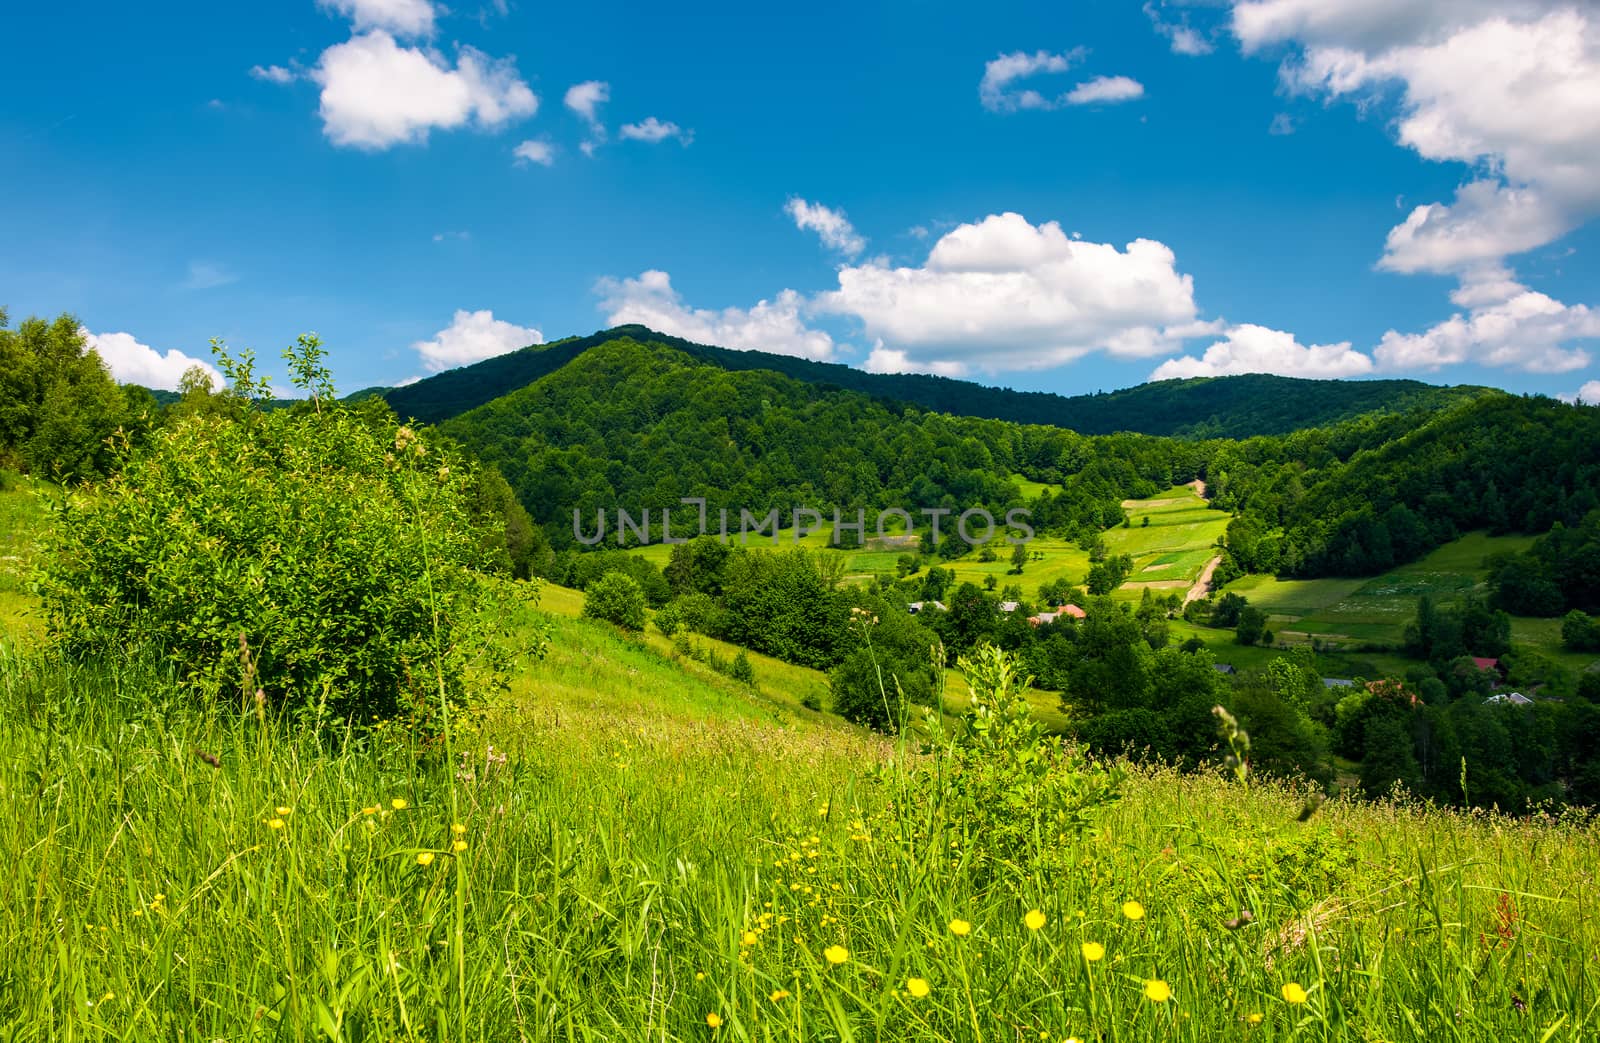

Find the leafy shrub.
[
  {"left": 729, "top": 648, "right": 754, "bottom": 685},
  {"left": 583, "top": 571, "right": 647, "bottom": 632},
  {"left": 654, "top": 601, "right": 683, "bottom": 637},
  {"left": 38, "top": 337, "right": 496, "bottom": 727}
]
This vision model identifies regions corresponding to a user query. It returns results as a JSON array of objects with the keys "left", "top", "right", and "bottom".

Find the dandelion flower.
[
  {"left": 416, "top": 852, "right": 435, "bottom": 866},
  {"left": 1122, "top": 901, "right": 1145, "bottom": 921},
  {"left": 391, "top": 798, "right": 408, "bottom": 810},
  {"left": 1143, "top": 979, "right": 1171, "bottom": 1003},
  {"left": 706, "top": 1013, "right": 722, "bottom": 1028},
  {"left": 451, "top": 839, "right": 468, "bottom": 853},
  {"left": 267, "top": 818, "right": 285, "bottom": 830},
  {"left": 275, "top": 806, "right": 292, "bottom": 816},
  {"left": 1080, "top": 941, "right": 1105, "bottom": 962},
  {"left": 695, "top": 972, "right": 706, "bottom": 981},
  {"left": 769, "top": 989, "right": 790, "bottom": 1002},
  {"left": 906, "top": 977, "right": 930, "bottom": 998},
  {"left": 1247, "top": 1012, "right": 1263, "bottom": 1024},
  {"left": 1281, "top": 982, "right": 1308, "bottom": 1004},
  {"left": 1025, "top": 909, "right": 1047, "bottom": 931},
  {"left": 742, "top": 931, "right": 759, "bottom": 947},
  {"left": 823, "top": 945, "right": 848, "bottom": 965},
  {"left": 361, "top": 806, "right": 378, "bottom": 815},
  {"left": 451, "top": 823, "right": 466, "bottom": 835},
  {"left": 949, "top": 918, "right": 972, "bottom": 937}
]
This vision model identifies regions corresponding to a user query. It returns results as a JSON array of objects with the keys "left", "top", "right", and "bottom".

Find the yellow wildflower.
[
  {"left": 275, "top": 806, "right": 291, "bottom": 816},
  {"left": 452, "top": 839, "right": 468, "bottom": 853},
  {"left": 769, "top": 989, "right": 790, "bottom": 1002},
  {"left": 1025, "top": 909, "right": 1047, "bottom": 931},
  {"left": 823, "top": 945, "right": 848, "bottom": 965},
  {"left": 266, "top": 818, "right": 285, "bottom": 830},
  {"left": 949, "top": 918, "right": 972, "bottom": 936},
  {"left": 741, "top": 931, "right": 758, "bottom": 946},
  {"left": 451, "top": 823, "right": 466, "bottom": 835},
  {"left": 1282, "top": 982, "right": 1308, "bottom": 1004},
  {"left": 416, "top": 851, "right": 434, "bottom": 866},
  {"left": 391, "top": 798, "right": 407, "bottom": 810},
  {"left": 706, "top": 1013, "right": 722, "bottom": 1028},
  {"left": 361, "top": 806, "right": 378, "bottom": 815},
  {"left": 1247, "top": 1012, "right": 1264, "bottom": 1024},
  {"left": 1080, "top": 941, "right": 1105, "bottom": 962},
  {"left": 1122, "top": 901, "right": 1146, "bottom": 921},
  {"left": 906, "top": 977, "right": 930, "bottom": 998},
  {"left": 1143, "top": 979, "right": 1171, "bottom": 1003}
]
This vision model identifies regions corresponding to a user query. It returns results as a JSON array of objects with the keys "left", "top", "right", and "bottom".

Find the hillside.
[{"left": 379, "top": 324, "right": 1494, "bottom": 436}]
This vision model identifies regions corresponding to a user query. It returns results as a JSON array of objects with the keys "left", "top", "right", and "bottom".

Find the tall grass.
[{"left": 1, "top": 629, "right": 1596, "bottom": 1040}]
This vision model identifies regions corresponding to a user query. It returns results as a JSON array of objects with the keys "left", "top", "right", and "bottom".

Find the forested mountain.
[
  {"left": 439, "top": 336, "right": 1213, "bottom": 550},
  {"left": 382, "top": 324, "right": 1493, "bottom": 436}
]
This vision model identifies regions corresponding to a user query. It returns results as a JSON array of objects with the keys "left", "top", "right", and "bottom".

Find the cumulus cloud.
[
  {"left": 979, "top": 50, "right": 1144, "bottom": 111},
  {"left": 1373, "top": 270, "right": 1599, "bottom": 374},
  {"left": 564, "top": 80, "right": 609, "bottom": 125},
  {"left": 1560, "top": 380, "right": 1600, "bottom": 405},
  {"left": 250, "top": 64, "right": 296, "bottom": 84},
  {"left": 1064, "top": 75, "right": 1145, "bottom": 105},
  {"left": 513, "top": 139, "right": 555, "bottom": 166},
  {"left": 311, "top": 31, "right": 537, "bottom": 149},
  {"left": 319, "top": 0, "right": 436, "bottom": 37},
  {"left": 1150, "top": 324, "right": 1375, "bottom": 380},
  {"left": 814, "top": 212, "right": 1202, "bottom": 374},
  {"left": 784, "top": 198, "right": 866, "bottom": 257},
  {"left": 596, "top": 269, "right": 838, "bottom": 361},
  {"left": 619, "top": 117, "right": 691, "bottom": 144},
  {"left": 81, "top": 331, "right": 224, "bottom": 392},
  {"left": 412, "top": 309, "right": 543, "bottom": 372},
  {"left": 1246, "top": 3, "right": 1600, "bottom": 272}
]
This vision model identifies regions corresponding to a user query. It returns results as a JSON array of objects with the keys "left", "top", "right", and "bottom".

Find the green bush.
[
  {"left": 38, "top": 337, "right": 496, "bottom": 727},
  {"left": 582, "top": 571, "right": 647, "bottom": 632}
]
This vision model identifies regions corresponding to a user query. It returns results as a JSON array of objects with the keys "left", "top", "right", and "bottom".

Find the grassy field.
[
  {"left": 624, "top": 483, "right": 1226, "bottom": 607},
  {"left": 0, "top": 474, "right": 48, "bottom": 641},
  {"left": 4, "top": 610, "right": 1598, "bottom": 1039},
  {"left": 1212, "top": 532, "right": 1600, "bottom": 673}
]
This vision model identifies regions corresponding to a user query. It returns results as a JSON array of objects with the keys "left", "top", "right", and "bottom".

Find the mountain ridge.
[{"left": 375, "top": 324, "right": 1499, "bottom": 438}]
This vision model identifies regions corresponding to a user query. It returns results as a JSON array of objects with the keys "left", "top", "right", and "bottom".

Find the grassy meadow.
[{"left": 4, "top": 478, "right": 1600, "bottom": 1040}]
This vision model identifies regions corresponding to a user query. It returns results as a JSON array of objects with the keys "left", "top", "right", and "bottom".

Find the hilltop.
[{"left": 374, "top": 324, "right": 1494, "bottom": 436}]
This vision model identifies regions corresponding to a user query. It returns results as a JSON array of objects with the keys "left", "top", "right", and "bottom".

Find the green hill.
[{"left": 380, "top": 324, "right": 1493, "bottom": 436}]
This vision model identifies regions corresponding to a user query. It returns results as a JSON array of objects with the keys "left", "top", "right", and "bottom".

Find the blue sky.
[{"left": 2, "top": 0, "right": 1597, "bottom": 402}]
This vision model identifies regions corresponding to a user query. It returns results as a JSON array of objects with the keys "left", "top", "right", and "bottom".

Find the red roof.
[
  {"left": 1060, "top": 603, "right": 1086, "bottom": 618},
  {"left": 1471, "top": 657, "right": 1500, "bottom": 671}
]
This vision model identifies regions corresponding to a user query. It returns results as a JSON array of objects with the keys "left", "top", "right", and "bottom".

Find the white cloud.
[
  {"left": 619, "top": 117, "right": 691, "bottom": 144},
  {"left": 596, "top": 269, "right": 838, "bottom": 361},
  {"left": 513, "top": 139, "right": 555, "bottom": 166},
  {"left": 814, "top": 212, "right": 1203, "bottom": 374},
  {"left": 1144, "top": 2, "right": 1216, "bottom": 55},
  {"left": 564, "top": 79, "right": 609, "bottom": 153},
  {"left": 180, "top": 261, "right": 236, "bottom": 291},
  {"left": 413, "top": 309, "right": 543, "bottom": 372},
  {"left": 1373, "top": 271, "right": 1599, "bottom": 374},
  {"left": 319, "top": 0, "right": 436, "bottom": 37},
  {"left": 979, "top": 51, "right": 1144, "bottom": 111},
  {"left": 1249, "top": 4, "right": 1600, "bottom": 272},
  {"left": 980, "top": 50, "right": 1081, "bottom": 112},
  {"left": 1064, "top": 75, "right": 1145, "bottom": 105},
  {"left": 250, "top": 64, "right": 296, "bottom": 84},
  {"left": 1268, "top": 112, "right": 1296, "bottom": 135},
  {"left": 1151, "top": 323, "right": 1375, "bottom": 379},
  {"left": 81, "top": 331, "right": 224, "bottom": 392},
  {"left": 311, "top": 31, "right": 537, "bottom": 149},
  {"left": 784, "top": 198, "right": 866, "bottom": 257},
  {"left": 564, "top": 80, "right": 609, "bottom": 125},
  {"left": 1560, "top": 380, "right": 1600, "bottom": 405}
]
